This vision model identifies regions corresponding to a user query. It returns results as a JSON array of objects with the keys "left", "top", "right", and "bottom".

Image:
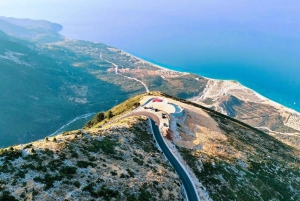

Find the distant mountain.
[
  {"left": 0, "top": 16, "right": 63, "bottom": 42},
  {"left": 0, "top": 16, "right": 63, "bottom": 31}
]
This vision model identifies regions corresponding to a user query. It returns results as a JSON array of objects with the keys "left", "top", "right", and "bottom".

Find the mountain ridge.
[
  {"left": 1, "top": 92, "right": 299, "bottom": 201},
  {"left": 0, "top": 16, "right": 64, "bottom": 43}
]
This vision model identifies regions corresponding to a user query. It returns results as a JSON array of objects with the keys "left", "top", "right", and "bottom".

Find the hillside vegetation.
[
  {"left": 85, "top": 93, "right": 145, "bottom": 128},
  {"left": 161, "top": 93, "right": 300, "bottom": 201},
  {"left": 0, "top": 116, "right": 183, "bottom": 200},
  {"left": 0, "top": 21, "right": 206, "bottom": 147},
  {"left": 0, "top": 92, "right": 299, "bottom": 200}
]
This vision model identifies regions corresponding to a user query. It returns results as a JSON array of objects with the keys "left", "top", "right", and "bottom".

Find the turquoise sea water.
[
  {"left": 61, "top": 27, "right": 300, "bottom": 113},
  {"left": 139, "top": 51, "right": 300, "bottom": 113},
  {"left": 56, "top": 1, "right": 300, "bottom": 113},
  {"left": 1, "top": 1, "right": 299, "bottom": 111}
]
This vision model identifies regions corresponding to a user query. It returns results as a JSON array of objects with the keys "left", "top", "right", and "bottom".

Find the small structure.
[{"left": 152, "top": 98, "right": 163, "bottom": 103}]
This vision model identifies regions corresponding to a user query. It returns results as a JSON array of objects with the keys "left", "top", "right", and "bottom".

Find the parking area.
[{"left": 135, "top": 97, "right": 181, "bottom": 136}]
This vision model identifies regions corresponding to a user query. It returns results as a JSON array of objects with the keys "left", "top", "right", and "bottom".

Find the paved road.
[
  {"left": 150, "top": 120, "right": 200, "bottom": 201},
  {"left": 126, "top": 111, "right": 160, "bottom": 125}
]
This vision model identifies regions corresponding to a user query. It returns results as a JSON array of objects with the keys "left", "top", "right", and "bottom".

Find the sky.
[
  {"left": 1, "top": 0, "right": 300, "bottom": 110},
  {"left": 1, "top": 0, "right": 300, "bottom": 43},
  {"left": 1, "top": 0, "right": 300, "bottom": 63}
]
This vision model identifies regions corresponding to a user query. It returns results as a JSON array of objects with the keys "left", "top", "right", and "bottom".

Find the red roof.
[{"left": 152, "top": 98, "right": 163, "bottom": 102}]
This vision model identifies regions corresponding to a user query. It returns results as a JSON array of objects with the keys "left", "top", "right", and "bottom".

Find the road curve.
[
  {"left": 126, "top": 111, "right": 160, "bottom": 125},
  {"left": 150, "top": 120, "right": 200, "bottom": 201}
]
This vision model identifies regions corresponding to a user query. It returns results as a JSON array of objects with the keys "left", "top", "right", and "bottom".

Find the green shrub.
[
  {"left": 23, "top": 144, "right": 33, "bottom": 149},
  {"left": 20, "top": 193, "right": 25, "bottom": 198},
  {"left": 107, "top": 111, "right": 114, "bottom": 119},
  {"left": 88, "top": 156, "right": 96, "bottom": 161},
  {"left": 77, "top": 161, "right": 96, "bottom": 168},
  {"left": 62, "top": 180, "right": 71, "bottom": 185},
  {"left": 41, "top": 149, "right": 53, "bottom": 156},
  {"left": 48, "top": 159, "right": 64, "bottom": 171},
  {"left": 0, "top": 149, "right": 22, "bottom": 161},
  {"left": 138, "top": 184, "right": 154, "bottom": 201},
  {"left": 85, "top": 94, "right": 144, "bottom": 128},
  {"left": 95, "top": 185, "right": 119, "bottom": 199},
  {"left": 15, "top": 170, "right": 26, "bottom": 179},
  {"left": 73, "top": 181, "right": 81, "bottom": 188},
  {"left": 85, "top": 138, "right": 118, "bottom": 154},
  {"left": 0, "top": 191, "right": 17, "bottom": 201},
  {"left": 32, "top": 189, "right": 38, "bottom": 196},
  {"left": 83, "top": 182, "right": 95, "bottom": 195},
  {"left": 133, "top": 157, "right": 144, "bottom": 166},
  {"left": 33, "top": 176, "right": 43, "bottom": 183},
  {"left": 35, "top": 163, "right": 47, "bottom": 172},
  {"left": 110, "top": 171, "right": 117, "bottom": 176},
  {"left": 43, "top": 174, "right": 63, "bottom": 190},
  {"left": 59, "top": 166, "right": 77, "bottom": 179},
  {"left": 126, "top": 169, "right": 135, "bottom": 177}
]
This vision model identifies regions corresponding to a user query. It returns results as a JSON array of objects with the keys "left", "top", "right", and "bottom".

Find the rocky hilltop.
[
  {"left": 0, "top": 111, "right": 183, "bottom": 200},
  {"left": 1, "top": 92, "right": 299, "bottom": 201}
]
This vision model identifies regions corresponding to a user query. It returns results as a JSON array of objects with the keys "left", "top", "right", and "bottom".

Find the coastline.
[{"left": 127, "top": 52, "right": 300, "bottom": 114}]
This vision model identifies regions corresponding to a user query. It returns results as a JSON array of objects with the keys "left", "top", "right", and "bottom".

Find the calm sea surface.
[
  {"left": 61, "top": 26, "right": 300, "bottom": 113},
  {"left": 59, "top": 1, "right": 300, "bottom": 112}
]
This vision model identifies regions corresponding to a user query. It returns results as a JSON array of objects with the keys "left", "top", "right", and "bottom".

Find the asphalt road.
[{"left": 150, "top": 120, "right": 200, "bottom": 201}]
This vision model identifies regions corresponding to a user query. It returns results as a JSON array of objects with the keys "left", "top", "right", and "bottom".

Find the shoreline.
[{"left": 126, "top": 51, "right": 300, "bottom": 114}]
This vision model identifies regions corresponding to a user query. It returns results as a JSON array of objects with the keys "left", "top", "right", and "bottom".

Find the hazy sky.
[
  {"left": 1, "top": 1, "right": 300, "bottom": 65},
  {"left": 1, "top": 0, "right": 300, "bottom": 43},
  {"left": 1, "top": 0, "right": 300, "bottom": 71}
]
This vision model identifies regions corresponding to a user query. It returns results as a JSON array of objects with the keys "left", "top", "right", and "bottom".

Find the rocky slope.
[
  {"left": 190, "top": 79, "right": 300, "bottom": 149},
  {"left": 166, "top": 96, "right": 300, "bottom": 201},
  {"left": 0, "top": 115, "right": 184, "bottom": 201},
  {"left": 138, "top": 92, "right": 300, "bottom": 201},
  {"left": 1, "top": 92, "right": 299, "bottom": 201}
]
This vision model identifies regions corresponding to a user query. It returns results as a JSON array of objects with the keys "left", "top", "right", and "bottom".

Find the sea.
[
  {"left": 58, "top": 1, "right": 300, "bottom": 113},
  {"left": 61, "top": 30, "right": 300, "bottom": 113}
]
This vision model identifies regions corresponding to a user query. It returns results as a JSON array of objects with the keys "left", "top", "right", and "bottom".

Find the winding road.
[
  {"left": 100, "top": 52, "right": 150, "bottom": 92},
  {"left": 150, "top": 120, "right": 200, "bottom": 201},
  {"left": 110, "top": 97, "right": 200, "bottom": 200}
]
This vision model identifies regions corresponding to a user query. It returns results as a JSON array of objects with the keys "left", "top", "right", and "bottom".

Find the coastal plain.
[{"left": 1, "top": 23, "right": 300, "bottom": 150}]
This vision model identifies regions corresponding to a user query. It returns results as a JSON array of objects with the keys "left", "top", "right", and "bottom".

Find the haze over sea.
[{"left": 1, "top": 0, "right": 300, "bottom": 112}]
